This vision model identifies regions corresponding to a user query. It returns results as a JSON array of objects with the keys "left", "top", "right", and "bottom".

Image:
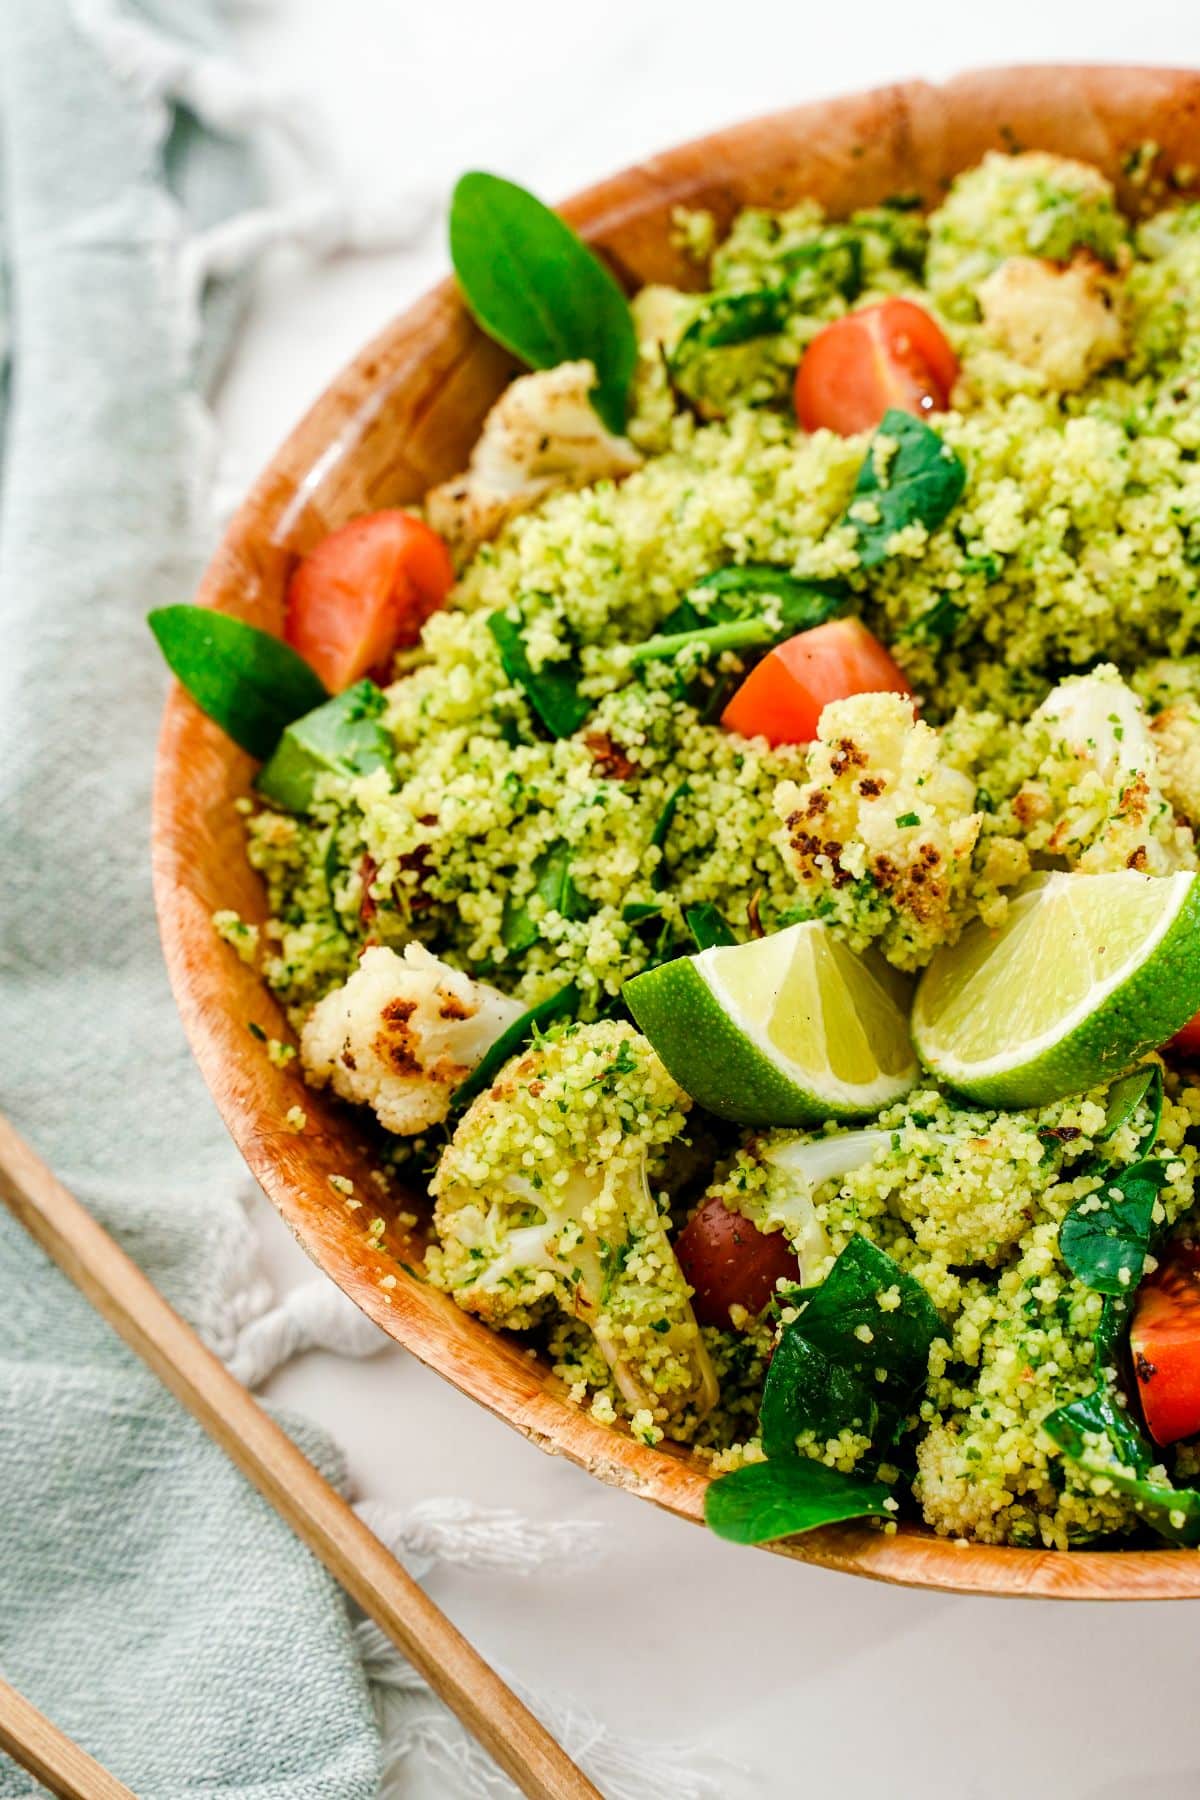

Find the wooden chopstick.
[
  {"left": 0, "top": 1112, "right": 601, "bottom": 1800},
  {"left": 0, "top": 1675, "right": 137, "bottom": 1799}
]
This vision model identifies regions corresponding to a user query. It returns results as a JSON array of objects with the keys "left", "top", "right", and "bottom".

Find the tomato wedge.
[
  {"left": 285, "top": 510, "right": 454, "bottom": 692},
  {"left": 675, "top": 1196, "right": 799, "bottom": 1328},
  {"left": 1131, "top": 1239, "right": 1200, "bottom": 1446},
  {"left": 721, "top": 616, "right": 913, "bottom": 747},
  {"left": 1169, "top": 1013, "right": 1200, "bottom": 1058},
  {"left": 795, "top": 298, "right": 959, "bottom": 437}
]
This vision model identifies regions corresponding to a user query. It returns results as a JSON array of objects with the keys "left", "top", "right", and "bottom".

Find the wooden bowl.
[{"left": 154, "top": 66, "right": 1200, "bottom": 1599}]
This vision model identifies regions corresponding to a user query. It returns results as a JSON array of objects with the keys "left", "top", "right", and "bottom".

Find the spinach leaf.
[
  {"left": 1059, "top": 1159, "right": 1168, "bottom": 1296},
  {"left": 1100, "top": 1065, "right": 1159, "bottom": 1141},
  {"left": 1060, "top": 1067, "right": 1166, "bottom": 1294},
  {"left": 704, "top": 1456, "right": 894, "bottom": 1546},
  {"left": 488, "top": 612, "right": 590, "bottom": 739},
  {"left": 148, "top": 605, "right": 327, "bottom": 760},
  {"left": 846, "top": 411, "right": 966, "bottom": 570},
  {"left": 256, "top": 679, "right": 390, "bottom": 811},
  {"left": 760, "top": 1237, "right": 939, "bottom": 1457},
  {"left": 902, "top": 594, "right": 966, "bottom": 645},
  {"left": 502, "top": 841, "right": 590, "bottom": 953},
  {"left": 1043, "top": 1387, "right": 1200, "bottom": 1548},
  {"left": 450, "top": 172, "right": 636, "bottom": 436},
  {"left": 685, "top": 903, "right": 738, "bottom": 951},
  {"left": 669, "top": 289, "right": 790, "bottom": 372},
  {"left": 635, "top": 568, "right": 844, "bottom": 666},
  {"left": 448, "top": 981, "right": 580, "bottom": 1116},
  {"left": 776, "top": 231, "right": 864, "bottom": 304},
  {"left": 649, "top": 781, "right": 690, "bottom": 892},
  {"left": 622, "top": 901, "right": 665, "bottom": 927}
]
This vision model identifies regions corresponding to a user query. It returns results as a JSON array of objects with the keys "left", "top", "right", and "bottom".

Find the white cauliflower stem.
[
  {"left": 300, "top": 943, "right": 523, "bottom": 1135},
  {"left": 426, "top": 360, "right": 641, "bottom": 563},
  {"left": 427, "top": 1021, "right": 718, "bottom": 1429}
]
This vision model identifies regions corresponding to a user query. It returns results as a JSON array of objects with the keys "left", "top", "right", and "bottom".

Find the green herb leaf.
[
  {"left": 846, "top": 411, "right": 966, "bottom": 570},
  {"left": 256, "top": 680, "right": 390, "bottom": 811},
  {"left": 685, "top": 903, "right": 738, "bottom": 951},
  {"left": 502, "top": 841, "right": 590, "bottom": 953},
  {"left": 760, "top": 1237, "right": 939, "bottom": 1457},
  {"left": 649, "top": 781, "right": 691, "bottom": 893},
  {"left": 148, "top": 605, "right": 327, "bottom": 760},
  {"left": 448, "top": 981, "right": 580, "bottom": 1116},
  {"left": 638, "top": 568, "right": 844, "bottom": 667},
  {"left": 1101, "top": 1065, "right": 1158, "bottom": 1137},
  {"left": 488, "top": 612, "right": 590, "bottom": 740},
  {"left": 450, "top": 172, "right": 636, "bottom": 436},
  {"left": 1043, "top": 1387, "right": 1200, "bottom": 1548},
  {"left": 1059, "top": 1159, "right": 1168, "bottom": 1296},
  {"left": 704, "top": 1457, "right": 894, "bottom": 1546}
]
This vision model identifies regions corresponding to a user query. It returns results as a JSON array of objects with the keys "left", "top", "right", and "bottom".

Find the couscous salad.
[{"left": 156, "top": 149, "right": 1200, "bottom": 1553}]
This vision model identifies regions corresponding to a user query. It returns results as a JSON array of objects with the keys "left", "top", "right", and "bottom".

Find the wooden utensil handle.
[
  {"left": 0, "top": 1114, "right": 601, "bottom": 1800},
  {"left": 0, "top": 1675, "right": 137, "bottom": 1799}
]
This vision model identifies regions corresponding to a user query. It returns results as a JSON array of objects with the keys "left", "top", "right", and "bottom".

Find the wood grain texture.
[
  {"left": 0, "top": 1677, "right": 136, "bottom": 1800},
  {"left": 0, "top": 1113, "right": 601, "bottom": 1800},
  {"left": 153, "top": 67, "right": 1200, "bottom": 1601}
]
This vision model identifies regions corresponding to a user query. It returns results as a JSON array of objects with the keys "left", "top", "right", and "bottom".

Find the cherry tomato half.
[
  {"left": 285, "top": 510, "right": 453, "bottom": 692},
  {"left": 675, "top": 1196, "right": 799, "bottom": 1328},
  {"left": 1132, "top": 1238, "right": 1200, "bottom": 1447},
  {"left": 795, "top": 298, "right": 959, "bottom": 437},
  {"left": 720, "top": 616, "right": 913, "bottom": 747}
]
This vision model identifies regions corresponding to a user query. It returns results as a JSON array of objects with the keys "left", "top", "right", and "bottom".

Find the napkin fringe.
[{"left": 356, "top": 1620, "right": 741, "bottom": 1800}]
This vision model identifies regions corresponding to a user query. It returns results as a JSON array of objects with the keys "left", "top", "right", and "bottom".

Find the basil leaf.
[
  {"left": 685, "top": 903, "right": 737, "bottom": 951},
  {"left": 1043, "top": 1389, "right": 1200, "bottom": 1548},
  {"left": 256, "top": 680, "right": 390, "bottom": 811},
  {"left": 761, "top": 1237, "right": 939, "bottom": 1457},
  {"left": 1059, "top": 1158, "right": 1168, "bottom": 1296},
  {"left": 846, "top": 411, "right": 966, "bottom": 570},
  {"left": 704, "top": 1456, "right": 893, "bottom": 1546},
  {"left": 488, "top": 612, "right": 589, "bottom": 740},
  {"left": 502, "top": 841, "right": 590, "bottom": 953},
  {"left": 649, "top": 781, "right": 690, "bottom": 893},
  {"left": 148, "top": 605, "right": 327, "bottom": 760},
  {"left": 623, "top": 901, "right": 665, "bottom": 927},
  {"left": 450, "top": 172, "right": 636, "bottom": 436},
  {"left": 448, "top": 981, "right": 580, "bottom": 1116}
]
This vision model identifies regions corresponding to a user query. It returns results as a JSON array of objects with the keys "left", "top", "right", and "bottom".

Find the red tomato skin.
[
  {"left": 674, "top": 1196, "right": 800, "bottom": 1328},
  {"left": 1169, "top": 1012, "right": 1200, "bottom": 1057},
  {"left": 1132, "top": 1239, "right": 1200, "bottom": 1447},
  {"left": 720, "top": 617, "right": 914, "bottom": 747},
  {"left": 285, "top": 510, "right": 453, "bottom": 691},
  {"left": 795, "top": 299, "right": 959, "bottom": 437}
]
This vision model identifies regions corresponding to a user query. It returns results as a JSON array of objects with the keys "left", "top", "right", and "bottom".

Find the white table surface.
[{"left": 218, "top": 5, "right": 1200, "bottom": 1793}]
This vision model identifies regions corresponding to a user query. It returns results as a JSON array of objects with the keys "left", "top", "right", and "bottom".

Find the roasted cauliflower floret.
[
  {"left": 1002, "top": 666, "right": 1197, "bottom": 874},
  {"left": 299, "top": 944, "right": 523, "bottom": 1135},
  {"left": 1150, "top": 702, "right": 1200, "bottom": 829},
  {"left": 426, "top": 1020, "right": 718, "bottom": 1430},
  {"left": 977, "top": 254, "right": 1124, "bottom": 391},
  {"left": 773, "top": 692, "right": 1025, "bottom": 971},
  {"left": 927, "top": 151, "right": 1127, "bottom": 320},
  {"left": 425, "top": 360, "right": 641, "bottom": 564}
]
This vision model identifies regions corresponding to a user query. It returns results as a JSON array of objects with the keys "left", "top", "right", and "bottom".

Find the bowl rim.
[{"left": 153, "top": 65, "right": 1200, "bottom": 1600}]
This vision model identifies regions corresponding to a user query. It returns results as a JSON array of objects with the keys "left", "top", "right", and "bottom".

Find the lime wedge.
[
  {"left": 912, "top": 870, "right": 1200, "bottom": 1106},
  {"left": 623, "top": 921, "right": 917, "bottom": 1126}
]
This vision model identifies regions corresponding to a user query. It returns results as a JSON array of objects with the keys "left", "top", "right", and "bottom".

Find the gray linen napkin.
[{"left": 0, "top": 1, "right": 381, "bottom": 1791}]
